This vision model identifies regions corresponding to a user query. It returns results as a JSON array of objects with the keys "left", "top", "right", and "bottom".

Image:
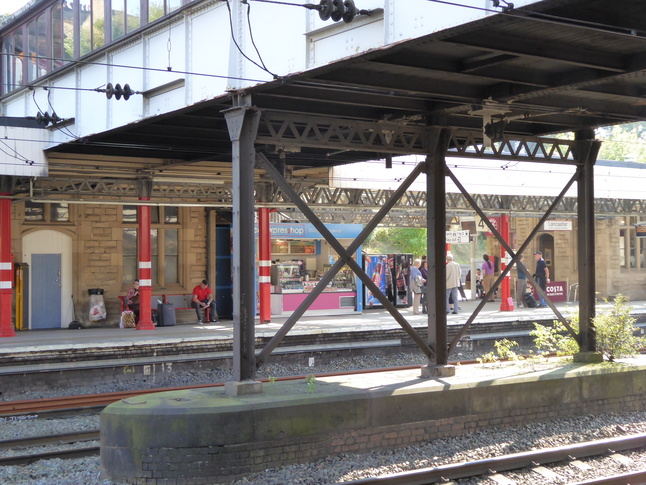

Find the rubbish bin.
[
  {"left": 157, "top": 302, "right": 176, "bottom": 327},
  {"left": 88, "top": 288, "right": 107, "bottom": 321}
]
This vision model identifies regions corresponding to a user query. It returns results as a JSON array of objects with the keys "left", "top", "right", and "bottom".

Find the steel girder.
[
  {"left": 256, "top": 112, "right": 579, "bottom": 164},
  {"left": 11, "top": 176, "right": 646, "bottom": 221}
]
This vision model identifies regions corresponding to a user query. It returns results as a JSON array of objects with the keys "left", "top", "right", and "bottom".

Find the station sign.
[
  {"left": 446, "top": 230, "right": 469, "bottom": 244},
  {"left": 636, "top": 223, "right": 646, "bottom": 238},
  {"left": 476, "top": 216, "right": 500, "bottom": 236},
  {"left": 544, "top": 220, "right": 572, "bottom": 231}
]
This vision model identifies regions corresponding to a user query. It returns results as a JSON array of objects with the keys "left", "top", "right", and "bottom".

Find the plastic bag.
[{"left": 89, "top": 293, "right": 107, "bottom": 321}]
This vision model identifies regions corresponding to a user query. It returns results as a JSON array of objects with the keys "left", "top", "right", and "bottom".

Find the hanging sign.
[
  {"left": 636, "top": 223, "right": 646, "bottom": 238},
  {"left": 446, "top": 230, "right": 469, "bottom": 244}
]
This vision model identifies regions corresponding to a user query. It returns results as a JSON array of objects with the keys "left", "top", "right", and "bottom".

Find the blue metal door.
[{"left": 32, "top": 254, "right": 62, "bottom": 329}]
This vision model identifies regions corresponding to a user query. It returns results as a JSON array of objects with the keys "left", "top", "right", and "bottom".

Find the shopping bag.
[{"left": 121, "top": 310, "right": 136, "bottom": 328}]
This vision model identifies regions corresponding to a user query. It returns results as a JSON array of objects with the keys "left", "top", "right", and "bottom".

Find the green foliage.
[
  {"left": 530, "top": 321, "right": 579, "bottom": 357},
  {"left": 494, "top": 339, "right": 521, "bottom": 361},
  {"left": 306, "top": 375, "right": 316, "bottom": 393},
  {"left": 364, "top": 228, "right": 486, "bottom": 262},
  {"left": 268, "top": 376, "right": 276, "bottom": 384},
  {"left": 477, "top": 338, "right": 522, "bottom": 365},
  {"left": 596, "top": 122, "right": 646, "bottom": 162},
  {"left": 594, "top": 294, "right": 646, "bottom": 362}
]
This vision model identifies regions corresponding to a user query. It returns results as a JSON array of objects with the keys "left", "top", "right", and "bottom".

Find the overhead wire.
[{"left": 223, "top": 0, "right": 280, "bottom": 79}]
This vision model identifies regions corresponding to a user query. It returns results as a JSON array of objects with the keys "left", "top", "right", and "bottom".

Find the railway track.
[
  {"left": 0, "top": 430, "right": 100, "bottom": 466},
  {"left": 344, "top": 433, "right": 646, "bottom": 484},
  {"left": 0, "top": 365, "right": 430, "bottom": 417}
]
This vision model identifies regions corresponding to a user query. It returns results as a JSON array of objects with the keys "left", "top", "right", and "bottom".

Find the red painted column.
[
  {"left": 499, "top": 214, "right": 514, "bottom": 311},
  {"left": 136, "top": 200, "right": 155, "bottom": 330},
  {"left": 0, "top": 197, "right": 16, "bottom": 337},
  {"left": 258, "top": 208, "right": 271, "bottom": 323}
]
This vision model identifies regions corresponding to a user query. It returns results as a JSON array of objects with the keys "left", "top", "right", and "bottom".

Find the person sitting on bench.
[{"left": 191, "top": 279, "right": 219, "bottom": 324}]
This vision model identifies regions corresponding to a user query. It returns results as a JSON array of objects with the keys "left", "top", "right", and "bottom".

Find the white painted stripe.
[
  {"left": 0, "top": 281, "right": 12, "bottom": 289},
  {"left": 0, "top": 263, "right": 11, "bottom": 270},
  {"left": 259, "top": 260, "right": 271, "bottom": 267},
  {"left": 138, "top": 262, "right": 152, "bottom": 269},
  {"left": 139, "top": 279, "right": 152, "bottom": 286},
  {"left": 259, "top": 276, "right": 271, "bottom": 283}
]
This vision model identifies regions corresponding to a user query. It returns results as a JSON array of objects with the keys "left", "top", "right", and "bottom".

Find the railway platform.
[
  {"left": 0, "top": 297, "right": 644, "bottom": 378},
  {"left": 2, "top": 297, "right": 646, "bottom": 359}
]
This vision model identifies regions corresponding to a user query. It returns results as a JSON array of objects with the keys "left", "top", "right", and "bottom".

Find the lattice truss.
[{"left": 14, "top": 177, "right": 646, "bottom": 224}]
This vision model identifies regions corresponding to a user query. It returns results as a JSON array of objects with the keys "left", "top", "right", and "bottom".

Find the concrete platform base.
[
  {"left": 224, "top": 380, "right": 262, "bottom": 396},
  {"left": 420, "top": 364, "right": 456, "bottom": 377},
  {"left": 101, "top": 357, "right": 646, "bottom": 485},
  {"left": 573, "top": 351, "right": 604, "bottom": 363}
]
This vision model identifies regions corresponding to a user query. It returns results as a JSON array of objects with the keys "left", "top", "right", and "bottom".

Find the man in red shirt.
[{"left": 191, "top": 279, "right": 218, "bottom": 324}]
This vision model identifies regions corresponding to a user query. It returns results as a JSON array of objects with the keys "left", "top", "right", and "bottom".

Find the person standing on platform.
[
  {"left": 533, "top": 251, "right": 549, "bottom": 308},
  {"left": 445, "top": 253, "right": 461, "bottom": 315},
  {"left": 515, "top": 254, "right": 527, "bottom": 308},
  {"left": 420, "top": 256, "right": 428, "bottom": 314},
  {"left": 482, "top": 254, "right": 495, "bottom": 302},
  {"left": 191, "top": 279, "right": 219, "bottom": 324},
  {"left": 410, "top": 259, "right": 425, "bottom": 315}
]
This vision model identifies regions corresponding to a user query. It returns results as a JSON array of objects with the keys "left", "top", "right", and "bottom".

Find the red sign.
[
  {"left": 528, "top": 280, "right": 567, "bottom": 303},
  {"left": 484, "top": 217, "right": 500, "bottom": 237}
]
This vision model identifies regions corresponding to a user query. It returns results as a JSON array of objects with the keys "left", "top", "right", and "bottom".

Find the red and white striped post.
[
  {"left": 499, "top": 214, "right": 514, "bottom": 311},
  {"left": 136, "top": 200, "right": 155, "bottom": 330},
  {"left": 258, "top": 207, "right": 271, "bottom": 323},
  {"left": 0, "top": 196, "right": 15, "bottom": 337}
]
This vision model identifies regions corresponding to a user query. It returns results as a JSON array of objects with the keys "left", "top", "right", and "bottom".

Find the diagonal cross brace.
[
  {"left": 256, "top": 153, "right": 434, "bottom": 365},
  {"left": 446, "top": 166, "right": 582, "bottom": 353}
]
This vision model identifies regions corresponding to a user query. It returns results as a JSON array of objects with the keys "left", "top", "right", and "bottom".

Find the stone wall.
[
  {"left": 15, "top": 203, "right": 209, "bottom": 327},
  {"left": 100, "top": 363, "right": 646, "bottom": 484}
]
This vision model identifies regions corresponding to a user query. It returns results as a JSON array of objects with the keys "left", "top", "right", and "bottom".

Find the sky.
[{"left": 1, "top": 0, "right": 31, "bottom": 16}]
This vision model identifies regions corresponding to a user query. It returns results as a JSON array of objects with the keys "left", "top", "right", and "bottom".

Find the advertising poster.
[{"left": 364, "top": 255, "right": 388, "bottom": 307}]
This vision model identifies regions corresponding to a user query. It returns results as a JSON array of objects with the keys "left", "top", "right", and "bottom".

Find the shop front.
[{"left": 261, "top": 223, "right": 364, "bottom": 317}]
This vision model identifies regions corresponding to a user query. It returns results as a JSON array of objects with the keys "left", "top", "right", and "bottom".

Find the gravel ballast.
[{"left": 3, "top": 351, "right": 646, "bottom": 484}]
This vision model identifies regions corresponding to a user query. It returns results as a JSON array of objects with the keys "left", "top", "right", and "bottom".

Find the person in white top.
[{"left": 445, "top": 253, "right": 462, "bottom": 315}]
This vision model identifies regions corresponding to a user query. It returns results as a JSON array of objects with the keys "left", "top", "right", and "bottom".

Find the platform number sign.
[{"left": 476, "top": 216, "right": 500, "bottom": 237}]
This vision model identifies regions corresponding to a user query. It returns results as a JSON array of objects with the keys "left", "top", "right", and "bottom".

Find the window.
[
  {"left": 620, "top": 216, "right": 646, "bottom": 270},
  {"left": 24, "top": 202, "right": 70, "bottom": 222},
  {"left": 122, "top": 206, "right": 181, "bottom": 286},
  {"left": 1, "top": 0, "right": 199, "bottom": 94}
]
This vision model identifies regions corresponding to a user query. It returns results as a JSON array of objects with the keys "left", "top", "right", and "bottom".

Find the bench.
[{"left": 118, "top": 294, "right": 194, "bottom": 313}]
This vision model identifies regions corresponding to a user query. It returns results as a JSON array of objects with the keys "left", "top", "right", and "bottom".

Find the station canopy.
[{"left": 47, "top": 0, "right": 646, "bottom": 175}]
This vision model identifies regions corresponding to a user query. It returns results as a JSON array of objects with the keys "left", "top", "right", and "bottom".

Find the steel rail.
[
  {"left": 572, "top": 470, "right": 646, "bottom": 484},
  {"left": 0, "top": 446, "right": 99, "bottom": 466},
  {"left": 343, "top": 433, "right": 646, "bottom": 484},
  {"left": 0, "top": 362, "right": 489, "bottom": 417},
  {"left": 0, "top": 430, "right": 100, "bottom": 449}
]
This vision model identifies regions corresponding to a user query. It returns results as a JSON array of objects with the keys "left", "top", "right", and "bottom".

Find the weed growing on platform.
[
  {"left": 306, "top": 375, "right": 316, "bottom": 393},
  {"left": 477, "top": 339, "right": 522, "bottom": 366},
  {"left": 530, "top": 321, "right": 578, "bottom": 357},
  {"left": 594, "top": 294, "right": 646, "bottom": 362},
  {"left": 268, "top": 376, "right": 276, "bottom": 384}
]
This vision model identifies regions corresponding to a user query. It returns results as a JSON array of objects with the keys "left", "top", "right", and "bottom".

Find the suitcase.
[
  {"left": 157, "top": 302, "right": 176, "bottom": 327},
  {"left": 524, "top": 292, "right": 537, "bottom": 308}
]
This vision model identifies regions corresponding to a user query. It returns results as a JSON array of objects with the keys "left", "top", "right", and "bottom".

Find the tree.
[{"left": 596, "top": 122, "right": 646, "bottom": 162}]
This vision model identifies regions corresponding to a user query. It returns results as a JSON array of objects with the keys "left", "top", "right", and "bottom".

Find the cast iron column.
[
  {"left": 575, "top": 130, "right": 601, "bottom": 360},
  {"left": 421, "top": 127, "right": 454, "bottom": 377},
  {"left": 224, "top": 98, "right": 261, "bottom": 390},
  {"left": 0, "top": 177, "right": 15, "bottom": 337},
  {"left": 136, "top": 178, "right": 154, "bottom": 330}
]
